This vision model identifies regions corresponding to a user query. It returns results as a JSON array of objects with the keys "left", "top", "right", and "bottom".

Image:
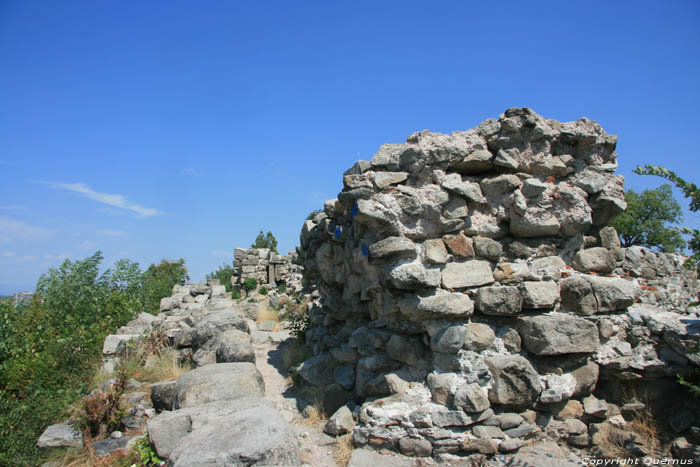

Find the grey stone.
[
  {"left": 369, "top": 236, "right": 416, "bottom": 260},
  {"left": 168, "top": 405, "right": 299, "bottom": 467},
  {"left": 476, "top": 286, "right": 522, "bottom": 316},
  {"left": 443, "top": 197, "right": 469, "bottom": 219},
  {"left": 480, "top": 174, "right": 521, "bottom": 198},
  {"left": 473, "top": 425, "right": 505, "bottom": 439},
  {"left": 498, "top": 413, "right": 524, "bottom": 430},
  {"left": 215, "top": 329, "right": 255, "bottom": 363},
  {"left": 334, "top": 365, "right": 355, "bottom": 390},
  {"left": 399, "top": 289, "right": 474, "bottom": 320},
  {"left": 430, "top": 324, "right": 466, "bottom": 353},
  {"left": 173, "top": 362, "right": 265, "bottom": 409},
  {"left": 398, "top": 437, "right": 432, "bottom": 457},
  {"left": 583, "top": 395, "right": 608, "bottom": 418},
  {"left": 454, "top": 383, "right": 490, "bottom": 413},
  {"left": 462, "top": 438, "right": 498, "bottom": 454},
  {"left": 473, "top": 236, "right": 503, "bottom": 260},
  {"left": 464, "top": 323, "right": 495, "bottom": 351},
  {"left": 441, "top": 173, "right": 487, "bottom": 203},
  {"left": 298, "top": 354, "right": 336, "bottom": 386},
  {"left": 427, "top": 372, "right": 458, "bottom": 406},
  {"left": 324, "top": 405, "right": 354, "bottom": 435},
  {"left": 600, "top": 226, "right": 621, "bottom": 249},
  {"left": 504, "top": 422, "right": 536, "bottom": 438},
  {"left": 521, "top": 178, "right": 548, "bottom": 198},
  {"left": 485, "top": 356, "right": 541, "bottom": 407},
  {"left": 573, "top": 248, "right": 614, "bottom": 273},
  {"left": 520, "top": 281, "right": 560, "bottom": 309},
  {"left": 499, "top": 438, "right": 525, "bottom": 452},
  {"left": 450, "top": 149, "right": 493, "bottom": 174},
  {"left": 424, "top": 239, "right": 449, "bottom": 264},
  {"left": 150, "top": 381, "right": 176, "bottom": 411},
  {"left": 388, "top": 262, "right": 441, "bottom": 289},
  {"left": 441, "top": 260, "right": 494, "bottom": 289},
  {"left": 37, "top": 424, "right": 84, "bottom": 450},
  {"left": 502, "top": 329, "right": 522, "bottom": 353},
  {"left": 374, "top": 171, "right": 408, "bottom": 189},
  {"left": 386, "top": 334, "right": 426, "bottom": 367},
  {"left": 92, "top": 436, "right": 129, "bottom": 457},
  {"left": 511, "top": 209, "right": 561, "bottom": 237},
  {"left": 348, "top": 448, "right": 417, "bottom": 467},
  {"left": 102, "top": 334, "right": 140, "bottom": 356},
  {"left": 517, "top": 313, "right": 599, "bottom": 355}
]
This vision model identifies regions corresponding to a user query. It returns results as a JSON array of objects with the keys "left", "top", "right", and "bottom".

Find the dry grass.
[
  {"left": 333, "top": 434, "right": 354, "bottom": 467},
  {"left": 122, "top": 346, "right": 189, "bottom": 383},
  {"left": 256, "top": 307, "right": 280, "bottom": 323},
  {"left": 45, "top": 442, "right": 136, "bottom": 467},
  {"left": 597, "top": 406, "right": 668, "bottom": 459}
]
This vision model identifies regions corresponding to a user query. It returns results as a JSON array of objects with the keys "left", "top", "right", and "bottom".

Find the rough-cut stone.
[
  {"left": 485, "top": 356, "right": 541, "bottom": 407},
  {"left": 298, "top": 354, "right": 336, "bottom": 386},
  {"left": 573, "top": 247, "right": 614, "bottom": 273},
  {"left": 388, "top": 262, "right": 441, "bottom": 289},
  {"left": 441, "top": 173, "right": 486, "bottom": 204},
  {"left": 473, "top": 424, "right": 505, "bottom": 439},
  {"left": 454, "top": 383, "right": 490, "bottom": 413},
  {"left": 442, "top": 233, "right": 474, "bottom": 257},
  {"left": 386, "top": 334, "right": 426, "bottom": 367},
  {"left": 325, "top": 405, "right": 354, "bottom": 435},
  {"left": 473, "top": 236, "right": 503, "bottom": 260},
  {"left": 398, "top": 437, "right": 432, "bottom": 457},
  {"left": 475, "top": 286, "right": 522, "bottom": 316},
  {"left": 215, "top": 329, "right": 254, "bottom": 363},
  {"left": 517, "top": 313, "right": 599, "bottom": 355},
  {"left": 399, "top": 289, "right": 474, "bottom": 320},
  {"left": 374, "top": 171, "right": 408, "bottom": 189},
  {"left": 520, "top": 281, "right": 560, "bottom": 309},
  {"left": 369, "top": 236, "right": 416, "bottom": 260},
  {"left": 441, "top": 261, "right": 494, "bottom": 289},
  {"left": 464, "top": 323, "right": 495, "bottom": 351},
  {"left": 424, "top": 239, "right": 449, "bottom": 264},
  {"left": 430, "top": 324, "right": 466, "bottom": 353}
]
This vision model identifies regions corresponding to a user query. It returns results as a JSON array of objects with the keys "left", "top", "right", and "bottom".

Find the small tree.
[
  {"left": 612, "top": 185, "right": 685, "bottom": 252},
  {"left": 634, "top": 165, "right": 700, "bottom": 267},
  {"left": 251, "top": 230, "right": 278, "bottom": 253}
]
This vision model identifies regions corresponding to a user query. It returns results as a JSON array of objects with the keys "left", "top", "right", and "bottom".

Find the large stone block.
[
  {"left": 516, "top": 313, "right": 599, "bottom": 355},
  {"left": 441, "top": 260, "right": 494, "bottom": 289},
  {"left": 475, "top": 285, "right": 522, "bottom": 316},
  {"left": 485, "top": 355, "right": 541, "bottom": 407}
]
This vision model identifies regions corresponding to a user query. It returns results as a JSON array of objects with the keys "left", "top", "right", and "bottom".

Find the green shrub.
[
  {"left": 242, "top": 278, "right": 258, "bottom": 292},
  {"left": 252, "top": 230, "right": 278, "bottom": 253},
  {"left": 231, "top": 289, "right": 241, "bottom": 300},
  {"left": 133, "top": 436, "right": 164, "bottom": 465},
  {"left": 258, "top": 286, "right": 268, "bottom": 295},
  {"left": 0, "top": 252, "right": 186, "bottom": 465},
  {"left": 277, "top": 282, "right": 287, "bottom": 294}
]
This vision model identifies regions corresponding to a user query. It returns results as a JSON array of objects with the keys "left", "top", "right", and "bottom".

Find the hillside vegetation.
[{"left": 0, "top": 252, "right": 188, "bottom": 465}]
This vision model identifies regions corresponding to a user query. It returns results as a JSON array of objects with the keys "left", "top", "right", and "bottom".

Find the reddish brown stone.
[{"left": 442, "top": 233, "right": 474, "bottom": 257}]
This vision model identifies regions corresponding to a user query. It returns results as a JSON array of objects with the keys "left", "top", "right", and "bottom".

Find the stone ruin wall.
[
  {"left": 297, "top": 108, "right": 700, "bottom": 457},
  {"left": 232, "top": 248, "right": 301, "bottom": 288}
]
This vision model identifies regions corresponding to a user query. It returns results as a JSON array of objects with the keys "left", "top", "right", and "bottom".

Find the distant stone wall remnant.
[{"left": 232, "top": 248, "right": 301, "bottom": 288}]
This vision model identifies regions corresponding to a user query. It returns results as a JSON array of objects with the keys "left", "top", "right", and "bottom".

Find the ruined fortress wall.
[{"left": 297, "top": 108, "right": 699, "bottom": 455}]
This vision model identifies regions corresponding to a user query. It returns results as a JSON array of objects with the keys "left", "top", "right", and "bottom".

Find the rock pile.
[
  {"left": 39, "top": 280, "right": 301, "bottom": 466},
  {"left": 298, "top": 108, "right": 700, "bottom": 460}
]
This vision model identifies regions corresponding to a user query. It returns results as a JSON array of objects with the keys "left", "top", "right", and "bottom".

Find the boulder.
[
  {"left": 399, "top": 289, "right": 474, "bottom": 320},
  {"left": 168, "top": 405, "right": 299, "bottom": 467},
  {"left": 517, "top": 313, "right": 599, "bottom": 355},
  {"left": 386, "top": 334, "right": 426, "bottom": 367},
  {"left": 37, "top": 424, "right": 84, "bottom": 450},
  {"left": 424, "top": 239, "right": 449, "bottom": 264},
  {"left": 215, "top": 329, "right": 255, "bottom": 363},
  {"left": 298, "top": 354, "right": 336, "bottom": 386},
  {"left": 430, "top": 324, "right": 466, "bottom": 353},
  {"left": 102, "top": 334, "right": 140, "bottom": 356},
  {"left": 454, "top": 383, "right": 490, "bottom": 413},
  {"left": 173, "top": 363, "right": 264, "bottom": 409},
  {"left": 473, "top": 236, "right": 503, "bottom": 260},
  {"left": 485, "top": 356, "right": 541, "bottom": 407},
  {"left": 463, "top": 323, "right": 495, "bottom": 351}
]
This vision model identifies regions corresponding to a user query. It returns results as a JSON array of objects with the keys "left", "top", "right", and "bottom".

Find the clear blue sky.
[{"left": 1, "top": 1, "right": 699, "bottom": 294}]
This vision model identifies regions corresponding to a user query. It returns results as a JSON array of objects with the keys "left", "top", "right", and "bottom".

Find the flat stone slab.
[{"left": 348, "top": 448, "right": 418, "bottom": 467}]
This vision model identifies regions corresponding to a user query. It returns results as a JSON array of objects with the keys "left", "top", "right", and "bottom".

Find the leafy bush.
[
  {"left": 277, "top": 282, "right": 287, "bottom": 294},
  {"left": 258, "top": 286, "right": 268, "bottom": 295},
  {"left": 231, "top": 289, "right": 241, "bottom": 300},
  {"left": 0, "top": 252, "right": 186, "bottom": 465},
  {"left": 133, "top": 436, "right": 164, "bottom": 465},
  {"left": 252, "top": 230, "right": 278, "bottom": 253},
  {"left": 206, "top": 263, "right": 235, "bottom": 293},
  {"left": 242, "top": 278, "right": 258, "bottom": 292},
  {"left": 612, "top": 185, "right": 685, "bottom": 252}
]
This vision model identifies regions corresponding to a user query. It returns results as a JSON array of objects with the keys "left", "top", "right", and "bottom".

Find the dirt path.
[{"left": 255, "top": 340, "right": 340, "bottom": 467}]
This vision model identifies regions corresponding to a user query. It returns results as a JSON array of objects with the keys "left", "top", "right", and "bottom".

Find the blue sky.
[{"left": 1, "top": 1, "right": 699, "bottom": 294}]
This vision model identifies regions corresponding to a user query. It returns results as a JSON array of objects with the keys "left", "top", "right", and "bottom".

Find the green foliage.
[
  {"left": 133, "top": 436, "right": 164, "bottom": 465},
  {"left": 612, "top": 185, "right": 685, "bottom": 252},
  {"left": 206, "top": 262, "right": 235, "bottom": 293},
  {"left": 231, "top": 289, "right": 241, "bottom": 300},
  {"left": 277, "top": 282, "right": 287, "bottom": 294},
  {"left": 283, "top": 299, "right": 310, "bottom": 341},
  {"left": 258, "top": 286, "right": 268, "bottom": 295},
  {"left": 242, "top": 278, "right": 258, "bottom": 292},
  {"left": 634, "top": 165, "right": 700, "bottom": 268},
  {"left": 141, "top": 258, "right": 189, "bottom": 314},
  {"left": 0, "top": 252, "right": 186, "bottom": 465},
  {"left": 251, "top": 230, "right": 278, "bottom": 253}
]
